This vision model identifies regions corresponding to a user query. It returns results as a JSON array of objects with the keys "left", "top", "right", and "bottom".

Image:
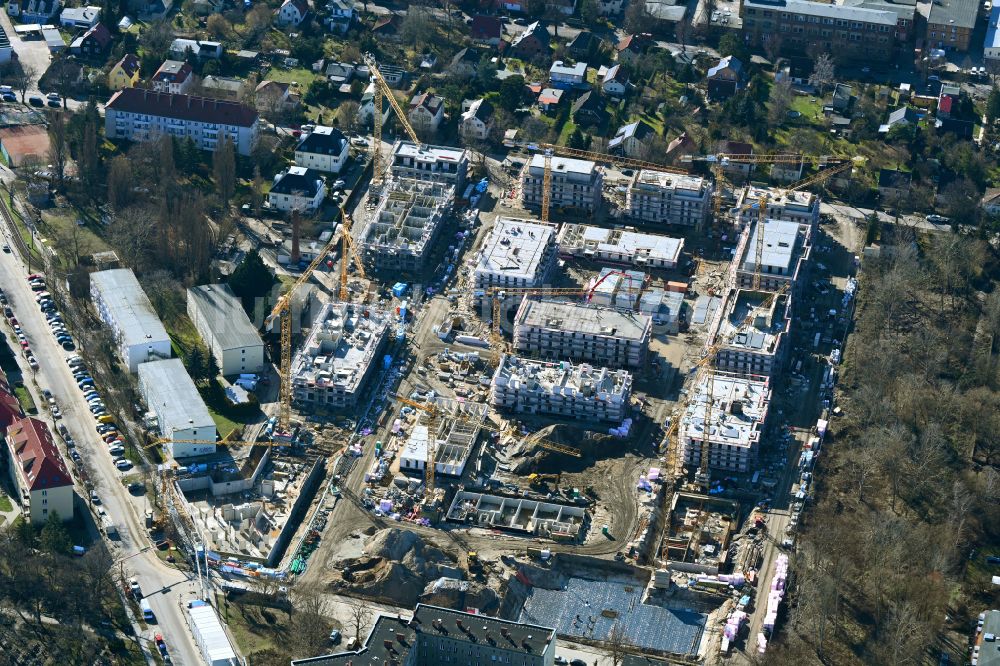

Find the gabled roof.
[
  {"left": 708, "top": 55, "right": 743, "bottom": 78},
  {"left": 271, "top": 166, "right": 324, "bottom": 197},
  {"left": 6, "top": 417, "right": 72, "bottom": 491},
  {"left": 115, "top": 53, "right": 140, "bottom": 78},
  {"left": 409, "top": 92, "right": 443, "bottom": 115},
  {"left": 295, "top": 126, "right": 347, "bottom": 156},
  {"left": 71, "top": 22, "right": 110, "bottom": 49},
  {"left": 470, "top": 14, "right": 501, "bottom": 39},
  {"left": 608, "top": 120, "right": 654, "bottom": 149},
  {"left": 572, "top": 89, "right": 606, "bottom": 116},
  {"left": 616, "top": 32, "right": 652, "bottom": 53},
  {"left": 449, "top": 47, "right": 482, "bottom": 69},
  {"left": 724, "top": 140, "right": 753, "bottom": 155},
  {"left": 569, "top": 30, "right": 601, "bottom": 52},
  {"left": 106, "top": 88, "right": 259, "bottom": 127},
  {"left": 281, "top": 0, "right": 308, "bottom": 16},
  {"left": 886, "top": 105, "right": 918, "bottom": 126},
  {"left": 603, "top": 63, "right": 627, "bottom": 84},
  {"left": 372, "top": 13, "right": 399, "bottom": 32},
  {"left": 461, "top": 98, "right": 494, "bottom": 123},
  {"left": 982, "top": 187, "right": 1000, "bottom": 206},
  {"left": 152, "top": 59, "right": 193, "bottom": 83},
  {"left": 510, "top": 20, "right": 549, "bottom": 49},
  {"left": 0, "top": 368, "right": 23, "bottom": 429},
  {"left": 538, "top": 87, "right": 564, "bottom": 105},
  {"left": 256, "top": 79, "right": 290, "bottom": 95}
]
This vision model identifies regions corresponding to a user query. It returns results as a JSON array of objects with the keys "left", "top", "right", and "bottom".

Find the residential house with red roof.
[
  {"left": 277, "top": 0, "right": 308, "bottom": 26},
  {"left": 105, "top": 88, "right": 260, "bottom": 155},
  {"left": 470, "top": 15, "right": 502, "bottom": 45},
  {"left": 69, "top": 21, "right": 110, "bottom": 58},
  {"left": 408, "top": 92, "right": 445, "bottom": 133},
  {"left": 151, "top": 59, "right": 194, "bottom": 94},
  {"left": 5, "top": 417, "right": 73, "bottom": 523},
  {"left": 0, "top": 368, "right": 23, "bottom": 429}
]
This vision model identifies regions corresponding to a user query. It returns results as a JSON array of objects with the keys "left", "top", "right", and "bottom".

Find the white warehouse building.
[
  {"left": 90, "top": 269, "right": 171, "bottom": 373},
  {"left": 138, "top": 359, "right": 217, "bottom": 459},
  {"left": 187, "top": 284, "right": 266, "bottom": 377}
]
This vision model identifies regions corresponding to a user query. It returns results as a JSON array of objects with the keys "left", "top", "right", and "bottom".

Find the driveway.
[{"left": 0, "top": 10, "right": 50, "bottom": 96}]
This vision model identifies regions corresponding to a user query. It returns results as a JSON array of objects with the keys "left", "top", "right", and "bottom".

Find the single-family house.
[
  {"left": 294, "top": 125, "right": 349, "bottom": 173},
  {"left": 549, "top": 60, "right": 587, "bottom": 88},
  {"left": 608, "top": 120, "right": 655, "bottom": 157},
  {"left": 408, "top": 92, "right": 445, "bottom": 133},
  {"left": 107, "top": 53, "right": 140, "bottom": 89},
  {"left": 69, "top": 22, "right": 110, "bottom": 58},
  {"left": 774, "top": 57, "right": 813, "bottom": 87},
  {"left": 151, "top": 60, "right": 194, "bottom": 94},
  {"left": 448, "top": 47, "right": 483, "bottom": 79},
  {"left": 568, "top": 31, "right": 601, "bottom": 60},
  {"left": 9, "top": 0, "right": 62, "bottom": 24},
  {"left": 830, "top": 83, "right": 854, "bottom": 113},
  {"left": 616, "top": 33, "right": 652, "bottom": 63},
  {"left": 507, "top": 21, "right": 550, "bottom": 59},
  {"left": 324, "top": 60, "right": 355, "bottom": 84},
  {"left": 707, "top": 55, "right": 745, "bottom": 102},
  {"left": 255, "top": 80, "right": 300, "bottom": 115},
  {"left": 982, "top": 188, "right": 1000, "bottom": 215},
  {"left": 470, "top": 15, "right": 502, "bottom": 45},
  {"left": 277, "top": 0, "right": 308, "bottom": 26},
  {"left": 359, "top": 81, "right": 392, "bottom": 126},
  {"left": 460, "top": 98, "right": 494, "bottom": 141},
  {"left": 324, "top": 0, "right": 353, "bottom": 33},
  {"left": 937, "top": 83, "right": 960, "bottom": 119},
  {"left": 722, "top": 140, "right": 754, "bottom": 179},
  {"left": 198, "top": 75, "right": 248, "bottom": 100},
  {"left": 878, "top": 168, "right": 912, "bottom": 201},
  {"left": 571, "top": 90, "right": 608, "bottom": 126},
  {"left": 879, "top": 105, "right": 918, "bottom": 134},
  {"left": 537, "top": 87, "right": 565, "bottom": 112},
  {"left": 60, "top": 4, "right": 100, "bottom": 27},
  {"left": 371, "top": 12, "right": 400, "bottom": 38},
  {"left": 5, "top": 417, "right": 74, "bottom": 524},
  {"left": 169, "top": 38, "right": 222, "bottom": 59},
  {"left": 598, "top": 0, "right": 624, "bottom": 13},
  {"left": 665, "top": 131, "right": 696, "bottom": 162},
  {"left": 602, "top": 63, "right": 629, "bottom": 98},
  {"left": 268, "top": 166, "right": 326, "bottom": 213}
]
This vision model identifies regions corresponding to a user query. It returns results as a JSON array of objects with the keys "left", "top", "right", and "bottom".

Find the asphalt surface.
[{"left": 0, "top": 215, "right": 206, "bottom": 664}]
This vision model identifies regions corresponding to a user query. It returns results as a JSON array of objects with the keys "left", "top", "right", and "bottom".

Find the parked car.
[
  {"left": 28, "top": 96, "right": 43, "bottom": 107},
  {"left": 115, "top": 459, "right": 132, "bottom": 471}
]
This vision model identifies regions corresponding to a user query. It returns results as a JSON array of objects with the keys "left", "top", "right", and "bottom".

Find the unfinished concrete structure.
[
  {"left": 734, "top": 185, "right": 820, "bottom": 227},
  {"left": 588, "top": 268, "right": 648, "bottom": 310},
  {"left": 521, "top": 154, "right": 603, "bottom": 212},
  {"left": 491, "top": 354, "right": 632, "bottom": 422},
  {"left": 513, "top": 298, "right": 652, "bottom": 368},
  {"left": 357, "top": 178, "right": 454, "bottom": 273},
  {"left": 389, "top": 140, "right": 469, "bottom": 189},
  {"left": 679, "top": 371, "right": 770, "bottom": 473},
  {"left": 708, "top": 288, "right": 791, "bottom": 377},
  {"left": 557, "top": 224, "right": 684, "bottom": 268},
  {"left": 447, "top": 491, "right": 586, "bottom": 539},
  {"left": 627, "top": 170, "right": 713, "bottom": 227},
  {"left": 291, "top": 302, "right": 391, "bottom": 410},
  {"left": 732, "top": 218, "right": 813, "bottom": 293},
  {"left": 472, "top": 217, "right": 558, "bottom": 302},
  {"left": 400, "top": 399, "right": 487, "bottom": 477},
  {"left": 659, "top": 492, "right": 739, "bottom": 574},
  {"left": 640, "top": 288, "right": 685, "bottom": 332}
]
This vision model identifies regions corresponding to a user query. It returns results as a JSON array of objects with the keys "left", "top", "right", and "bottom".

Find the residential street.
[{"left": 0, "top": 214, "right": 206, "bottom": 665}]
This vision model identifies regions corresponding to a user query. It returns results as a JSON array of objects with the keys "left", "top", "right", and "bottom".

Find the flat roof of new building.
[
  {"left": 559, "top": 224, "right": 684, "bottom": 265},
  {"left": 741, "top": 219, "right": 803, "bottom": 272},
  {"left": 90, "top": 269, "right": 170, "bottom": 348},
  {"left": 633, "top": 169, "right": 707, "bottom": 191},
  {"left": 743, "top": 0, "right": 898, "bottom": 25},
  {"left": 402, "top": 424, "right": 429, "bottom": 463},
  {"left": 291, "top": 302, "right": 390, "bottom": 394},
  {"left": 392, "top": 140, "right": 468, "bottom": 163},
  {"left": 516, "top": 298, "right": 652, "bottom": 341},
  {"left": 188, "top": 284, "right": 263, "bottom": 351},
  {"left": 188, "top": 604, "right": 239, "bottom": 665},
  {"left": 714, "top": 289, "right": 786, "bottom": 353},
  {"left": 739, "top": 184, "right": 817, "bottom": 211},
  {"left": 681, "top": 372, "right": 769, "bottom": 448},
  {"left": 138, "top": 359, "right": 215, "bottom": 435},
  {"left": 528, "top": 153, "right": 596, "bottom": 175},
  {"left": 590, "top": 267, "right": 646, "bottom": 301},
  {"left": 475, "top": 217, "right": 556, "bottom": 282},
  {"left": 494, "top": 354, "right": 632, "bottom": 397}
]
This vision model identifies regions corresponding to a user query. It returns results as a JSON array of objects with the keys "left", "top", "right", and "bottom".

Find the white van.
[{"left": 140, "top": 598, "right": 154, "bottom": 621}]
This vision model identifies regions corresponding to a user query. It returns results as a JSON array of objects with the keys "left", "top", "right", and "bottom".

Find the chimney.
[
  {"left": 455, "top": 619, "right": 464, "bottom": 630},
  {"left": 500, "top": 627, "right": 510, "bottom": 638},
  {"left": 290, "top": 209, "right": 301, "bottom": 264},
  {"left": 395, "top": 633, "right": 406, "bottom": 643},
  {"left": 382, "top": 639, "right": 394, "bottom": 651}
]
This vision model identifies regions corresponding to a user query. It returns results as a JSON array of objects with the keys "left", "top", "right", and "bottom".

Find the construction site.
[{"left": 174, "top": 71, "right": 863, "bottom": 664}]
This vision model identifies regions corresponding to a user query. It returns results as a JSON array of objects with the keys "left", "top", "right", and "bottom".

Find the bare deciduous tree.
[{"left": 808, "top": 53, "right": 835, "bottom": 93}]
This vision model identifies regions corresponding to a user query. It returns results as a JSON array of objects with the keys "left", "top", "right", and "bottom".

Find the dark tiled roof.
[
  {"left": 116, "top": 53, "right": 140, "bottom": 77},
  {"left": 295, "top": 126, "right": 347, "bottom": 156},
  {"left": 470, "top": 15, "right": 502, "bottom": 39},
  {"left": 7, "top": 417, "right": 72, "bottom": 491},
  {"left": 412, "top": 604, "right": 554, "bottom": 654},
  {"left": 106, "top": 88, "right": 259, "bottom": 127},
  {"left": 153, "top": 60, "right": 193, "bottom": 83},
  {"left": 271, "top": 166, "right": 324, "bottom": 197}
]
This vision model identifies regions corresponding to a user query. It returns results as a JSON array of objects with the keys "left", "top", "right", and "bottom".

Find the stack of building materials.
[{"left": 759, "top": 553, "right": 789, "bottom": 652}]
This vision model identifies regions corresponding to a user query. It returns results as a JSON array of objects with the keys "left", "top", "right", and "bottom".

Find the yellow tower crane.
[{"left": 362, "top": 52, "right": 421, "bottom": 190}]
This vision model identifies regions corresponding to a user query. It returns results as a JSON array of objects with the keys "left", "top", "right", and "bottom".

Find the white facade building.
[
  {"left": 522, "top": 154, "right": 603, "bottom": 212},
  {"left": 105, "top": 88, "right": 260, "bottom": 156},
  {"left": 138, "top": 359, "right": 217, "bottom": 459},
  {"left": 390, "top": 141, "right": 469, "bottom": 189},
  {"left": 734, "top": 185, "right": 820, "bottom": 227},
  {"left": 293, "top": 126, "right": 349, "bottom": 174},
  {"left": 90, "top": 269, "right": 171, "bottom": 373},
  {"left": 557, "top": 224, "right": 683, "bottom": 268},
  {"left": 709, "top": 288, "right": 791, "bottom": 377},
  {"left": 513, "top": 298, "right": 652, "bottom": 368},
  {"left": 733, "top": 218, "right": 813, "bottom": 293},
  {"left": 679, "top": 371, "right": 770, "bottom": 473},
  {"left": 268, "top": 166, "right": 326, "bottom": 213},
  {"left": 626, "top": 170, "right": 712, "bottom": 226},
  {"left": 187, "top": 284, "right": 265, "bottom": 377},
  {"left": 472, "top": 218, "right": 559, "bottom": 301},
  {"left": 491, "top": 355, "right": 632, "bottom": 422},
  {"left": 5, "top": 417, "right": 73, "bottom": 524},
  {"left": 400, "top": 424, "right": 429, "bottom": 474}
]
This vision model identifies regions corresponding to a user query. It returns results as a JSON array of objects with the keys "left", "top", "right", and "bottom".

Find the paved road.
[
  {"left": 0, "top": 217, "right": 206, "bottom": 665},
  {"left": 821, "top": 202, "right": 953, "bottom": 233}
]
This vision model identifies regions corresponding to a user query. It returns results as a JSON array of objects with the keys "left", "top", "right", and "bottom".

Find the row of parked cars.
[
  {"left": 1, "top": 286, "right": 38, "bottom": 370},
  {"left": 28, "top": 274, "right": 77, "bottom": 353},
  {"left": 66, "top": 354, "right": 132, "bottom": 472}
]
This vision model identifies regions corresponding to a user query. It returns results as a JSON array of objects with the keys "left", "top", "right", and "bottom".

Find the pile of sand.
[{"left": 332, "top": 528, "right": 457, "bottom": 606}]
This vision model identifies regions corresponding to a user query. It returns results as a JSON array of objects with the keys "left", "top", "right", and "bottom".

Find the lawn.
[
  {"left": 789, "top": 93, "right": 825, "bottom": 121},
  {"left": 0, "top": 492, "right": 12, "bottom": 511},
  {"left": 38, "top": 206, "right": 111, "bottom": 268},
  {"left": 14, "top": 384, "right": 36, "bottom": 413},
  {"left": 220, "top": 591, "right": 293, "bottom": 660},
  {"left": 264, "top": 66, "right": 319, "bottom": 88}
]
